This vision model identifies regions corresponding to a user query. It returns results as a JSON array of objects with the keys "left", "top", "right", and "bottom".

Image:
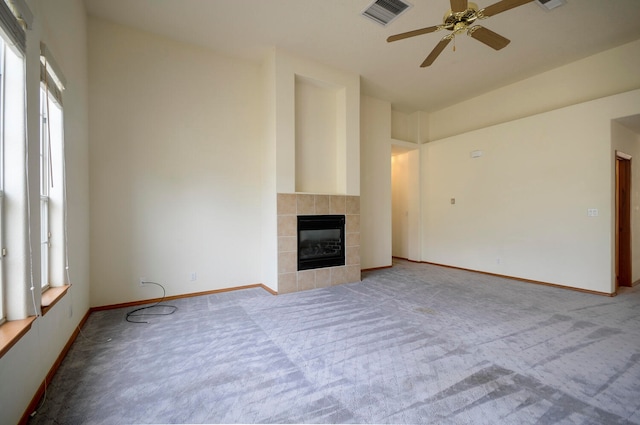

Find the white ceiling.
[{"left": 83, "top": 0, "right": 640, "bottom": 113}]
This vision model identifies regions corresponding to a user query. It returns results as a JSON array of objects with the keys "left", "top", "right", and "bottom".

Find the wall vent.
[
  {"left": 361, "top": 0, "right": 412, "bottom": 26},
  {"left": 535, "top": 0, "right": 567, "bottom": 11}
]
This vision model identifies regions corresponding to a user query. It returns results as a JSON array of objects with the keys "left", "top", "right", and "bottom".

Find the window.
[
  {"left": 0, "top": 0, "right": 31, "bottom": 324},
  {"left": 0, "top": 14, "right": 27, "bottom": 323},
  {"left": 39, "top": 86, "right": 63, "bottom": 290},
  {"left": 0, "top": 38, "right": 5, "bottom": 323},
  {"left": 39, "top": 86, "right": 50, "bottom": 290},
  {"left": 39, "top": 47, "right": 64, "bottom": 292}
]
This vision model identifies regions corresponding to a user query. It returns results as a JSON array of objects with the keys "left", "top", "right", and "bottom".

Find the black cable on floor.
[{"left": 126, "top": 281, "right": 178, "bottom": 323}]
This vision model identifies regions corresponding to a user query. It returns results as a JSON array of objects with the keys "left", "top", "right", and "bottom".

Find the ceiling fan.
[{"left": 387, "top": 0, "right": 534, "bottom": 67}]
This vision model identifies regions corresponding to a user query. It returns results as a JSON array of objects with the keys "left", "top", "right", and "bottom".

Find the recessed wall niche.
[{"left": 295, "top": 75, "right": 342, "bottom": 194}]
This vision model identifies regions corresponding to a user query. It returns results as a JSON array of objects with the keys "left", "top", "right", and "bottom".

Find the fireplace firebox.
[{"left": 297, "top": 215, "right": 345, "bottom": 271}]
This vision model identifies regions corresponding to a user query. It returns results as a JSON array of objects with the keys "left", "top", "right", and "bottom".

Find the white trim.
[
  {"left": 616, "top": 151, "right": 632, "bottom": 161},
  {"left": 5, "top": 0, "right": 31, "bottom": 28},
  {"left": 40, "top": 42, "right": 67, "bottom": 90}
]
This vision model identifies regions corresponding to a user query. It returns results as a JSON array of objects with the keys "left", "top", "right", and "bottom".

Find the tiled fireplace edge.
[{"left": 277, "top": 193, "right": 361, "bottom": 294}]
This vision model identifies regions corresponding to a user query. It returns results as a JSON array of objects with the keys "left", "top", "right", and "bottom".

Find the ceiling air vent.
[
  {"left": 361, "top": 0, "right": 412, "bottom": 26},
  {"left": 535, "top": 0, "right": 567, "bottom": 11}
]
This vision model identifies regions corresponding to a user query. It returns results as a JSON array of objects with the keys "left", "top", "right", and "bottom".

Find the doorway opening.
[
  {"left": 391, "top": 144, "right": 420, "bottom": 261},
  {"left": 615, "top": 151, "right": 632, "bottom": 289}
]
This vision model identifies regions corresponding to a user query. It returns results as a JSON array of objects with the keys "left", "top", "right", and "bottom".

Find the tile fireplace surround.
[{"left": 277, "top": 193, "right": 361, "bottom": 294}]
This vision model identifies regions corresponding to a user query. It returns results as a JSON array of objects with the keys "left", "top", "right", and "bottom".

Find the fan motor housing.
[{"left": 443, "top": 2, "right": 479, "bottom": 30}]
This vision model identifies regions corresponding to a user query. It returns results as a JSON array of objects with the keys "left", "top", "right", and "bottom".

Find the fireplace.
[{"left": 297, "top": 215, "right": 345, "bottom": 271}]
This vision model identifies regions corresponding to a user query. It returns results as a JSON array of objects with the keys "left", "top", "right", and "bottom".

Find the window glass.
[{"left": 40, "top": 87, "right": 63, "bottom": 290}]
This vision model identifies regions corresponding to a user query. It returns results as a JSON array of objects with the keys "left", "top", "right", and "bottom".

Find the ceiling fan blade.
[
  {"left": 469, "top": 26, "right": 510, "bottom": 50},
  {"left": 450, "top": 0, "right": 468, "bottom": 13},
  {"left": 421, "top": 38, "right": 452, "bottom": 67},
  {"left": 482, "top": 0, "right": 534, "bottom": 17},
  {"left": 387, "top": 25, "right": 440, "bottom": 42}
]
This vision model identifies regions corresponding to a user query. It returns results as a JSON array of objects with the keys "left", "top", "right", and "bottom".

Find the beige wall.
[
  {"left": 360, "top": 95, "right": 392, "bottom": 269},
  {"left": 295, "top": 76, "right": 338, "bottom": 194},
  {"left": 270, "top": 49, "right": 360, "bottom": 196},
  {"left": 428, "top": 39, "right": 640, "bottom": 141},
  {"left": 88, "top": 18, "right": 265, "bottom": 306},
  {"left": 422, "top": 90, "right": 640, "bottom": 293},
  {"left": 0, "top": 0, "right": 90, "bottom": 423}
]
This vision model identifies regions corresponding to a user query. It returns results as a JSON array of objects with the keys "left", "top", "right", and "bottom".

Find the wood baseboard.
[
  {"left": 20, "top": 309, "right": 92, "bottom": 425},
  {"left": 420, "top": 261, "right": 616, "bottom": 297},
  {"left": 361, "top": 265, "right": 393, "bottom": 272},
  {"left": 91, "top": 283, "right": 277, "bottom": 312}
]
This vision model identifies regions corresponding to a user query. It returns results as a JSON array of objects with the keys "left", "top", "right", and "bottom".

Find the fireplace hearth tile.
[
  {"left": 346, "top": 196, "right": 360, "bottom": 214},
  {"left": 346, "top": 215, "right": 360, "bottom": 233},
  {"left": 331, "top": 266, "right": 348, "bottom": 286},
  {"left": 329, "top": 196, "right": 346, "bottom": 214},
  {"left": 297, "top": 270, "right": 316, "bottom": 291},
  {"left": 297, "top": 194, "right": 315, "bottom": 215},
  {"left": 277, "top": 193, "right": 360, "bottom": 294},
  {"left": 278, "top": 251, "right": 297, "bottom": 274},
  {"left": 346, "top": 232, "right": 360, "bottom": 247},
  {"left": 277, "top": 193, "right": 297, "bottom": 215},
  {"left": 278, "top": 272, "right": 297, "bottom": 294},
  {"left": 315, "top": 268, "right": 332, "bottom": 288},
  {"left": 346, "top": 246, "right": 360, "bottom": 266},
  {"left": 346, "top": 265, "right": 361, "bottom": 283},
  {"left": 278, "top": 236, "right": 296, "bottom": 253},
  {"left": 315, "top": 195, "right": 330, "bottom": 214},
  {"left": 277, "top": 215, "right": 296, "bottom": 237}
]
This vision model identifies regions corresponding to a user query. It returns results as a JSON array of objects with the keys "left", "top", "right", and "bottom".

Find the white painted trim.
[{"left": 616, "top": 151, "right": 632, "bottom": 160}]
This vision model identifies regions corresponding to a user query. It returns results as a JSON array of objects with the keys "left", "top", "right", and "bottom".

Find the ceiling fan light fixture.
[
  {"left": 387, "top": 0, "right": 535, "bottom": 67},
  {"left": 443, "top": 3, "right": 478, "bottom": 31}
]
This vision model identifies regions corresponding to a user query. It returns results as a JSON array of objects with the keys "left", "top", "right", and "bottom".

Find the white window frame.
[
  {"left": 39, "top": 80, "right": 64, "bottom": 293},
  {"left": 0, "top": 39, "right": 5, "bottom": 323},
  {"left": 40, "top": 85, "right": 66, "bottom": 291},
  {"left": 39, "top": 86, "right": 49, "bottom": 290}
]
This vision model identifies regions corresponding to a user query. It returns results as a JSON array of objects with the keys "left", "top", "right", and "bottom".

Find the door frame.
[{"left": 615, "top": 150, "right": 632, "bottom": 290}]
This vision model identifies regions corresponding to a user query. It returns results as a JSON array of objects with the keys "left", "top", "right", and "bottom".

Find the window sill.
[
  {"left": 41, "top": 285, "right": 71, "bottom": 316},
  {"left": 0, "top": 285, "right": 70, "bottom": 359},
  {"left": 0, "top": 316, "right": 37, "bottom": 359}
]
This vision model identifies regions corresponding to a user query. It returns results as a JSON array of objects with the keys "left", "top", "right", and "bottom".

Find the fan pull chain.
[{"left": 453, "top": 36, "right": 456, "bottom": 52}]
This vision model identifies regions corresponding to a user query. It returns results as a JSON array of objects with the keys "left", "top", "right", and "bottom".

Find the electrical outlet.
[
  {"left": 496, "top": 257, "right": 501, "bottom": 265},
  {"left": 139, "top": 277, "right": 146, "bottom": 287},
  {"left": 190, "top": 272, "right": 197, "bottom": 282}
]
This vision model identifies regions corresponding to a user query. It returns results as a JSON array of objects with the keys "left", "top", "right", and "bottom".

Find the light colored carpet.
[{"left": 29, "top": 259, "right": 640, "bottom": 424}]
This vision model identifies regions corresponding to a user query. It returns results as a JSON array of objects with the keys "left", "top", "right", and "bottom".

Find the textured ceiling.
[{"left": 84, "top": 0, "right": 640, "bottom": 113}]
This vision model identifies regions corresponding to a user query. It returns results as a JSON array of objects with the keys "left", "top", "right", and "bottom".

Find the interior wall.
[
  {"left": 422, "top": 89, "right": 640, "bottom": 294},
  {"left": 429, "top": 39, "right": 640, "bottom": 141},
  {"left": 391, "top": 110, "right": 410, "bottom": 142},
  {"left": 0, "top": 0, "right": 90, "bottom": 423},
  {"left": 611, "top": 120, "right": 640, "bottom": 284},
  {"left": 405, "top": 149, "right": 421, "bottom": 261},
  {"left": 260, "top": 53, "right": 278, "bottom": 291},
  {"left": 88, "top": 18, "right": 264, "bottom": 307},
  {"left": 360, "top": 95, "right": 392, "bottom": 269},
  {"left": 272, "top": 49, "right": 360, "bottom": 196},
  {"left": 294, "top": 76, "right": 338, "bottom": 194}
]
